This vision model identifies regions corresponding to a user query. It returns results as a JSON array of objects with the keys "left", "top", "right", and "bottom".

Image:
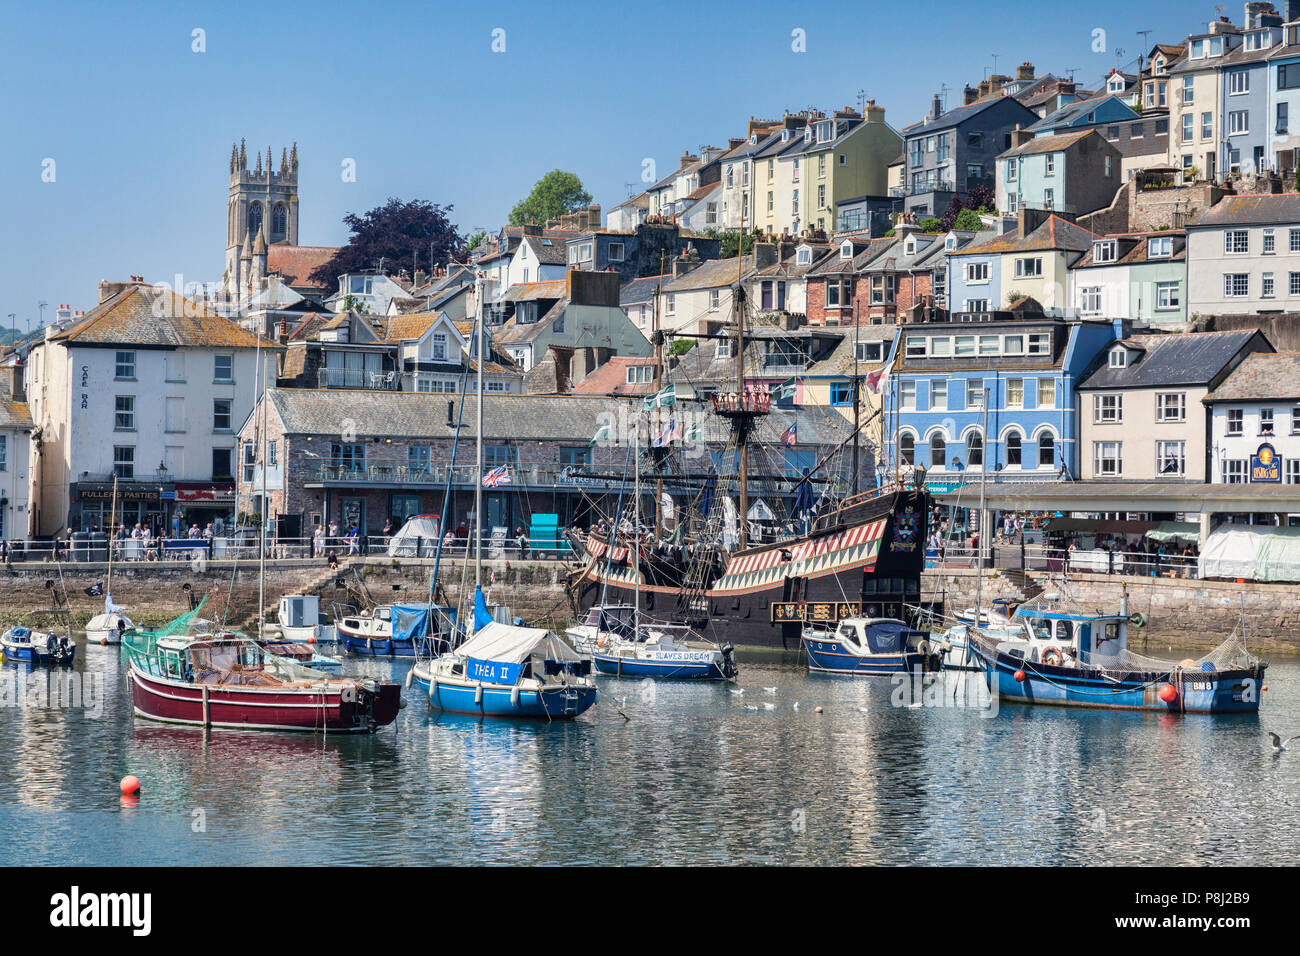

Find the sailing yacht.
[{"left": 85, "top": 477, "right": 133, "bottom": 645}]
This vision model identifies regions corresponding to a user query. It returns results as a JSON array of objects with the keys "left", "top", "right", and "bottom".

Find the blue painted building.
[
  {"left": 1219, "top": 18, "right": 1280, "bottom": 177},
  {"left": 882, "top": 313, "right": 1127, "bottom": 487},
  {"left": 1026, "top": 94, "right": 1139, "bottom": 136}
]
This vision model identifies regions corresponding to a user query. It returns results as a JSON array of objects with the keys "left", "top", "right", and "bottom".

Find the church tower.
[{"left": 223, "top": 139, "right": 299, "bottom": 300}]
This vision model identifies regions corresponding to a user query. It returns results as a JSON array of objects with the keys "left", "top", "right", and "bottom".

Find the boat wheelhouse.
[
  {"left": 965, "top": 589, "right": 1267, "bottom": 713},
  {"left": 802, "top": 617, "right": 941, "bottom": 676}
]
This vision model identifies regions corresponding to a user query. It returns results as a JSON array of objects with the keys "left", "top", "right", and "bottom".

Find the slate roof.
[
  {"left": 248, "top": 279, "right": 306, "bottom": 308},
  {"left": 753, "top": 244, "right": 833, "bottom": 278},
  {"left": 523, "top": 234, "right": 568, "bottom": 266},
  {"left": 661, "top": 255, "right": 755, "bottom": 293},
  {"left": 1001, "top": 128, "right": 1099, "bottom": 157},
  {"left": 1072, "top": 231, "right": 1186, "bottom": 268},
  {"left": 807, "top": 238, "right": 892, "bottom": 276},
  {"left": 1026, "top": 96, "right": 1134, "bottom": 133},
  {"left": 264, "top": 387, "right": 848, "bottom": 447},
  {"left": 503, "top": 279, "right": 567, "bottom": 302},
  {"left": 951, "top": 215, "right": 1098, "bottom": 256},
  {"left": 1077, "top": 330, "right": 1268, "bottom": 390},
  {"left": 49, "top": 284, "right": 267, "bottom": 349},
  {"left": 620, "top": 274, "right": 669, "bottom": 306},
  {"left": 0, "top": 398, "right": 32, "bottom": 431},
  {"left": 907, "top": 94, "right": 1032, "bottom": 137},
  {"left": 860, "top": 234, "right": 947, "bottom": 273},
  {"left": 1203, "top": 352, "right": 1300, "bottom": 403},
  {"left": 1188, "top": 193, "right": 1300, "bottom": 228}
]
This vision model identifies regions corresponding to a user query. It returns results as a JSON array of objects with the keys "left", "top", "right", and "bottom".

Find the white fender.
[
  {"left": 474, "top": 683, "right": 484, "bottom": 705},
  {"left": 511, "top": 685, "right": 521, "bottom": 707}
]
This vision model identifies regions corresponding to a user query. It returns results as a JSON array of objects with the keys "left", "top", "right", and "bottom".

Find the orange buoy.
[
  {"left": 120, "top": 775, "right": 141, "bottom": 796},
  {"left": 1013, "top": 669, "right": 1026, "bottom": 682},
  {"left": 308, "top": 636, "right": 316, "bottom": 644},
  {"left": 1158, "top": 683, "right": 1178, "bottom": 704}
]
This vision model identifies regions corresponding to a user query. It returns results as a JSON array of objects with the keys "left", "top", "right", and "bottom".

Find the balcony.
[
  {"left": 317, "top": 368, "right": 400, "bottom": 390},
  {"left": 898, "top": 180, "right": 955, "bottom": 197}
]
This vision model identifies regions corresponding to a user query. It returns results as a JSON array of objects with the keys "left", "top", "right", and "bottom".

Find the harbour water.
[{"left": 2, "top": 643, "right": 1298, "bottom": 866}]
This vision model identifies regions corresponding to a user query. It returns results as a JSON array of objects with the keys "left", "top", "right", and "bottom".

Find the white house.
[
  {"left": 1185, "top": 193, "right": 1300, "bottom": 316},
  {"left": 0, "top": 368, "right": 33, "bottom": 540},
  {"left": 23, "top": 280, "right": 272, "bottom": 536},
  {"left": 1204, "top": 351, "right": 1300, "bottom": 483}
]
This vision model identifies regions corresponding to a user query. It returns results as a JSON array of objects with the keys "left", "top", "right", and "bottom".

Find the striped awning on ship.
[
  {"left": 709, "top": 519, "right": 889, "bottom": 596},
  {"left": 582, "top": 562, "right": 681, "bottom": 594},
  {"left": 585, "top": 538, "right": 628, "bottom": 562}
]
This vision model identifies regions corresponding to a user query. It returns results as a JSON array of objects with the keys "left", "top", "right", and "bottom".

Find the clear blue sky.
[{"left": 2, "top": 0, "right": 1211, "bottom": 328}]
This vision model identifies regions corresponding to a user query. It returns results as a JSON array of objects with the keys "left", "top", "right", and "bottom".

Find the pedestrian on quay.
[
  {"left": 327, "top": 549, "right": 339, "bottom": 570},
  {"left": 313, "top": 524, "right": 325, "bottom": 558},
  {"left": 347, "top": 524, "right": 360, "bottom": 555}
]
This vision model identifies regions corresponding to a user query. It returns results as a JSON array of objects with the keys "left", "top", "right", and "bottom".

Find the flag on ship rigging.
[
  {"left": 782, "top": 421, "right": 797, "bottom": 446},
  {"left": 644, "top": 384, "right": 676, "bottom": 409},
  {"left": 482, "top": 464, "right": 511, "bottom": 488},
  {"left": 771, "top": 378, "right": 798, "bottom": 402},
  {"left": 864, "top": 367, "right": 889, "bottom": 394}
]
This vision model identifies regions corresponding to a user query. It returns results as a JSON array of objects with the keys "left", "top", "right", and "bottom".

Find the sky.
[{"left": 0, "top": 0, "right": 1221, "bottom": 329}]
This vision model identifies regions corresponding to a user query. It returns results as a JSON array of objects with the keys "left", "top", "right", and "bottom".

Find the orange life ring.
[
  {"left": 596, "top": 636, "right": 609, "bottom": 651},
  {"left": 1041, "top": 647, "right": 1063, "bottom": 666}
]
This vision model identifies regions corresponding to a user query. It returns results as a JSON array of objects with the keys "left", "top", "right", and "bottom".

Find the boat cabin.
[
  {"left": 279, "top": 595, "right": 321, "bottom": 629},
  {"left": 834, "top": 618, "right": 931, "bottom": 655},
  {"left": 584, "top": 605, "right": 636, "bottom": 639},
  {"left": 1002, "top": 606, "right": 1129, "bottom": 667}
]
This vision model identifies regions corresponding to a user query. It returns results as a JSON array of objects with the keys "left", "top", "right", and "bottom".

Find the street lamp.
[{"left": 156, "top": 461, "right": 168, "bottom": 537}]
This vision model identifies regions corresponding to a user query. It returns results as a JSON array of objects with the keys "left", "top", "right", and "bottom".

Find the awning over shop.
[{"left": 1145, "top": 521, "right": 1200, "bottom": 544}]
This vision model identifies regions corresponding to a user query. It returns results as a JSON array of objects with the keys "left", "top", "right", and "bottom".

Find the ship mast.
[{"left": 735, "top": 235, "right": 749, "bottom": 548}]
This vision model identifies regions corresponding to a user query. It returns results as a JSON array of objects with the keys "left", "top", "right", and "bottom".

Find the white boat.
[
  {"left": 272, "top": 594, "right": 323, "bottom": 642},
  {"left": 85, "top": 610, "right": 133, "bottom": 646},
  {"left": 565, "top": 604, "right": 635, "bottom": 654}
]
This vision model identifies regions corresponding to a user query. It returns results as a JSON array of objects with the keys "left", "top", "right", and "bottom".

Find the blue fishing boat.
[
  {"left": 336, "top": 604, "right": 452, "bottom": 657},
  {"left": 590, "top": 621, "right": 737, "bottom": 680},
  {"left": 964, "top": 586, "right": 1267, "bottom": 713},
  {"left": 802, "top": 617, "right": 941, "bottom": 676},
  {"left": 1, "top": 625, "right": 77, "bottom": 666}
]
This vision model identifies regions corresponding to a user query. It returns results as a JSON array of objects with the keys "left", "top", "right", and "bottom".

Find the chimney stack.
[
  {"left": 963, "top": 85, "right": 979, "bottom": 105},
  {"left": 1017, "top": 61, "right": 1035, "bottom": 81},
  {"left": 931, "top": 93, "right": 944, "bottom": 120},
  {"left": 672, "top": 246, "right": 703, "bottom": 278},
  {"left": 1009, "top": 124, "right": 1034, "bottom": 149}
]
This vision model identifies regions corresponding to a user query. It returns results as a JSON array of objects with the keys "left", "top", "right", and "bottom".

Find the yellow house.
[{"left": 792, "top": 102, "right": 902, "bottom": 235}]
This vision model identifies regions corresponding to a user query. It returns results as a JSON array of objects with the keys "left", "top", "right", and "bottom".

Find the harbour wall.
[
  {"left": 1, "top": 558, "right": 1297, "bottom": 653},
  {"left": 922, "top": 568, "right": 1299, "bottom": 654}
]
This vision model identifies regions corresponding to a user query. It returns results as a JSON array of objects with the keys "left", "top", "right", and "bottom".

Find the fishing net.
[{"left": 123, "top": 597, "right": 211, "bottom": 658}]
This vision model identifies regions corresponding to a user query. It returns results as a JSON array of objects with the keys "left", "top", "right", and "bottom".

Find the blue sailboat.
[
  {"left": 410, "top": 587, "right": 597, "bottom": 719},
  {"left": 964, "top": 586, "right": 1267, "bottom": 713}
]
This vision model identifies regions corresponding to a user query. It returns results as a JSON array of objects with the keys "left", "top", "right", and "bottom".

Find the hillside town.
[{"left": 6, "top": 3, "right": 1300, "bottom": 586}]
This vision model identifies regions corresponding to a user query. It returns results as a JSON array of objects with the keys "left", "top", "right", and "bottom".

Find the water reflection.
[{"left": 0, "top": 647, "right": 1298, "bottom": 865}]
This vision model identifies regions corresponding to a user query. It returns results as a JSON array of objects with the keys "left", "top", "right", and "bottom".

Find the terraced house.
[
  {"left": 1069, "top": 230, "right": 1188, "bottom": 327},
  {"left": 996, "top": 127, "right": 1122, "bottom": 217},
  {"left": 947, "top": 212, "right": 1097, "bottom": 314},
  {"left": 1185, "top": 192, "right": 1300, "bottom": 315},
  {"left": 884, "top": 312, "right": 1124, "bottom": 485}
]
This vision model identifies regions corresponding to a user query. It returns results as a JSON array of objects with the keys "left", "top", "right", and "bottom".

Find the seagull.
[
  {"left": 857, "top": 706, "right": 870, "bottom": 713},
  {"left": 762, "top": 702, "right": 775, "bottom": 710},
  {"left": 1268, "top": 732, "right": 1300, "bottom": 752},
  {"left": 745, "top": 704, "right": 759, "bottom": 711},
  {"left": 793, "top": 701, "right": 800, "bottom": 711},
  {"left": 729, "top": 689, "right": 744, "bottom": 696},
  {"left": 763, "top": 687, "right": 777, "bottom": 694}
]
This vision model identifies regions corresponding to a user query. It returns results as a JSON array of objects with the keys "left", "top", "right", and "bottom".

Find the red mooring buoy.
[
  {"left": 1158, "top": 683, "right": 1178, "bottom": 704},
  {"left": 1013, "top": 670, "right": 1026, "bottom": 683},
  {"left": 120, "top": 775, "right": 141, "bottom": 796}
]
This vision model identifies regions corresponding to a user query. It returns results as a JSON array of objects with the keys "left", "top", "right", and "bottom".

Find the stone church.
[{"left": 221, "top": 140, "right": 336, "bottom": 305}]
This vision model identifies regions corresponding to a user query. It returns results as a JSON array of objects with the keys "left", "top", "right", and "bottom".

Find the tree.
[
  {"left": 466, "top": 230, "right": 487, "bottom": 252},
  {"left": 953, "top": 208, "right": 986, "bottom": 231},
  {"left": 309, "top": 198, "right": 464, "bottom": 289},
  {"left": 508, "top": 170, "right": 592, "bottom": 226},
  {"left": 939, "top": 184, "right": 996, "bottom": 232},
  {"left": 716, "top": 228, "right": 759, "bottom": 259},
  {"left": 918, "top": 217, "right": 943, "bottom": 232}
]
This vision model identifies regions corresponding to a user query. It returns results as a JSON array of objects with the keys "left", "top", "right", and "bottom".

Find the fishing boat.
[
  {"left": 1, "top": 625, "right": 77, "bottom": 666},
  {"left": 802, "top": 617, "right": 941, "bottom": 676},
  {"left": 124, "top": 617, "right": 402, "bottom": 732},
  {"left": 336, "top": 603, "right": 451, "bottom": 656},
  {"left": 257, "top": 639, "right": 343, "bottom": 672},
  {"left": 265, "top": 594, "right": 325, "bottom": 642},
  {"left": 964, "top": 585, "right": 1267, "bottom": 713},
  {"left": 411, "top": 619, "right": 597, "bottom": 720},
  {"left": 954, "top": 597, "right": 1018, "bottom": 628}
]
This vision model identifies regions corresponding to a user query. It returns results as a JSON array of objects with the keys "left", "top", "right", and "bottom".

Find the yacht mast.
[
  {"left": 735, "top": 240, "right": 749, "bottom": 548},
  {"left": 475, "top": 275, "right": 485, "bottom": 588},
  {"left": 973, "top": 384, "right": 989, "bottom": 629},
  {"left": 634, "top": 419, "right": 641, "bottom": 630},
  {"left": 257, "top": 334, "right": 269, "bottom": 637}
]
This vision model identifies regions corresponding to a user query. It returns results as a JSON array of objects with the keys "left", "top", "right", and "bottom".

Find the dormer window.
[
  {"left": 797, "top": 247, "right": 812, "bottom": 265},
  {"left": 840, "top": 240, "right": 853, "bottom": 260},
  {"left": 1094, "top": 240, "right": 1117, "bottom": 263},
  {"left": 1148, "top": 236, "right": 1172, "bottom": 258},
  {"left": 782, "top": 129, "right": 791, "bottom": 142},
  {"left": 1108, "top": 346, "right": 1128, "bottom": 369},
  {"left": 905, "top": 238, "right": 915, "bottom": 255},
  {"left": 749, "top": 134, "right": 758, "bottom": 145}
]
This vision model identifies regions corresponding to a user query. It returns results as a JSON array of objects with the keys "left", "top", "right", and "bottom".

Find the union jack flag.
[{"left": 482, "top": 464, "right": 512, "bottom": 488}]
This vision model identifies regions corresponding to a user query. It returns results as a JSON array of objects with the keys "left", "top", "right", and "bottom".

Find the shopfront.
[
  {"left": 173, "top": 482, "right": 236, "bottom": 535},
  {"left": 71, "top": 483, "right": 164, "bottom": 533}
]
